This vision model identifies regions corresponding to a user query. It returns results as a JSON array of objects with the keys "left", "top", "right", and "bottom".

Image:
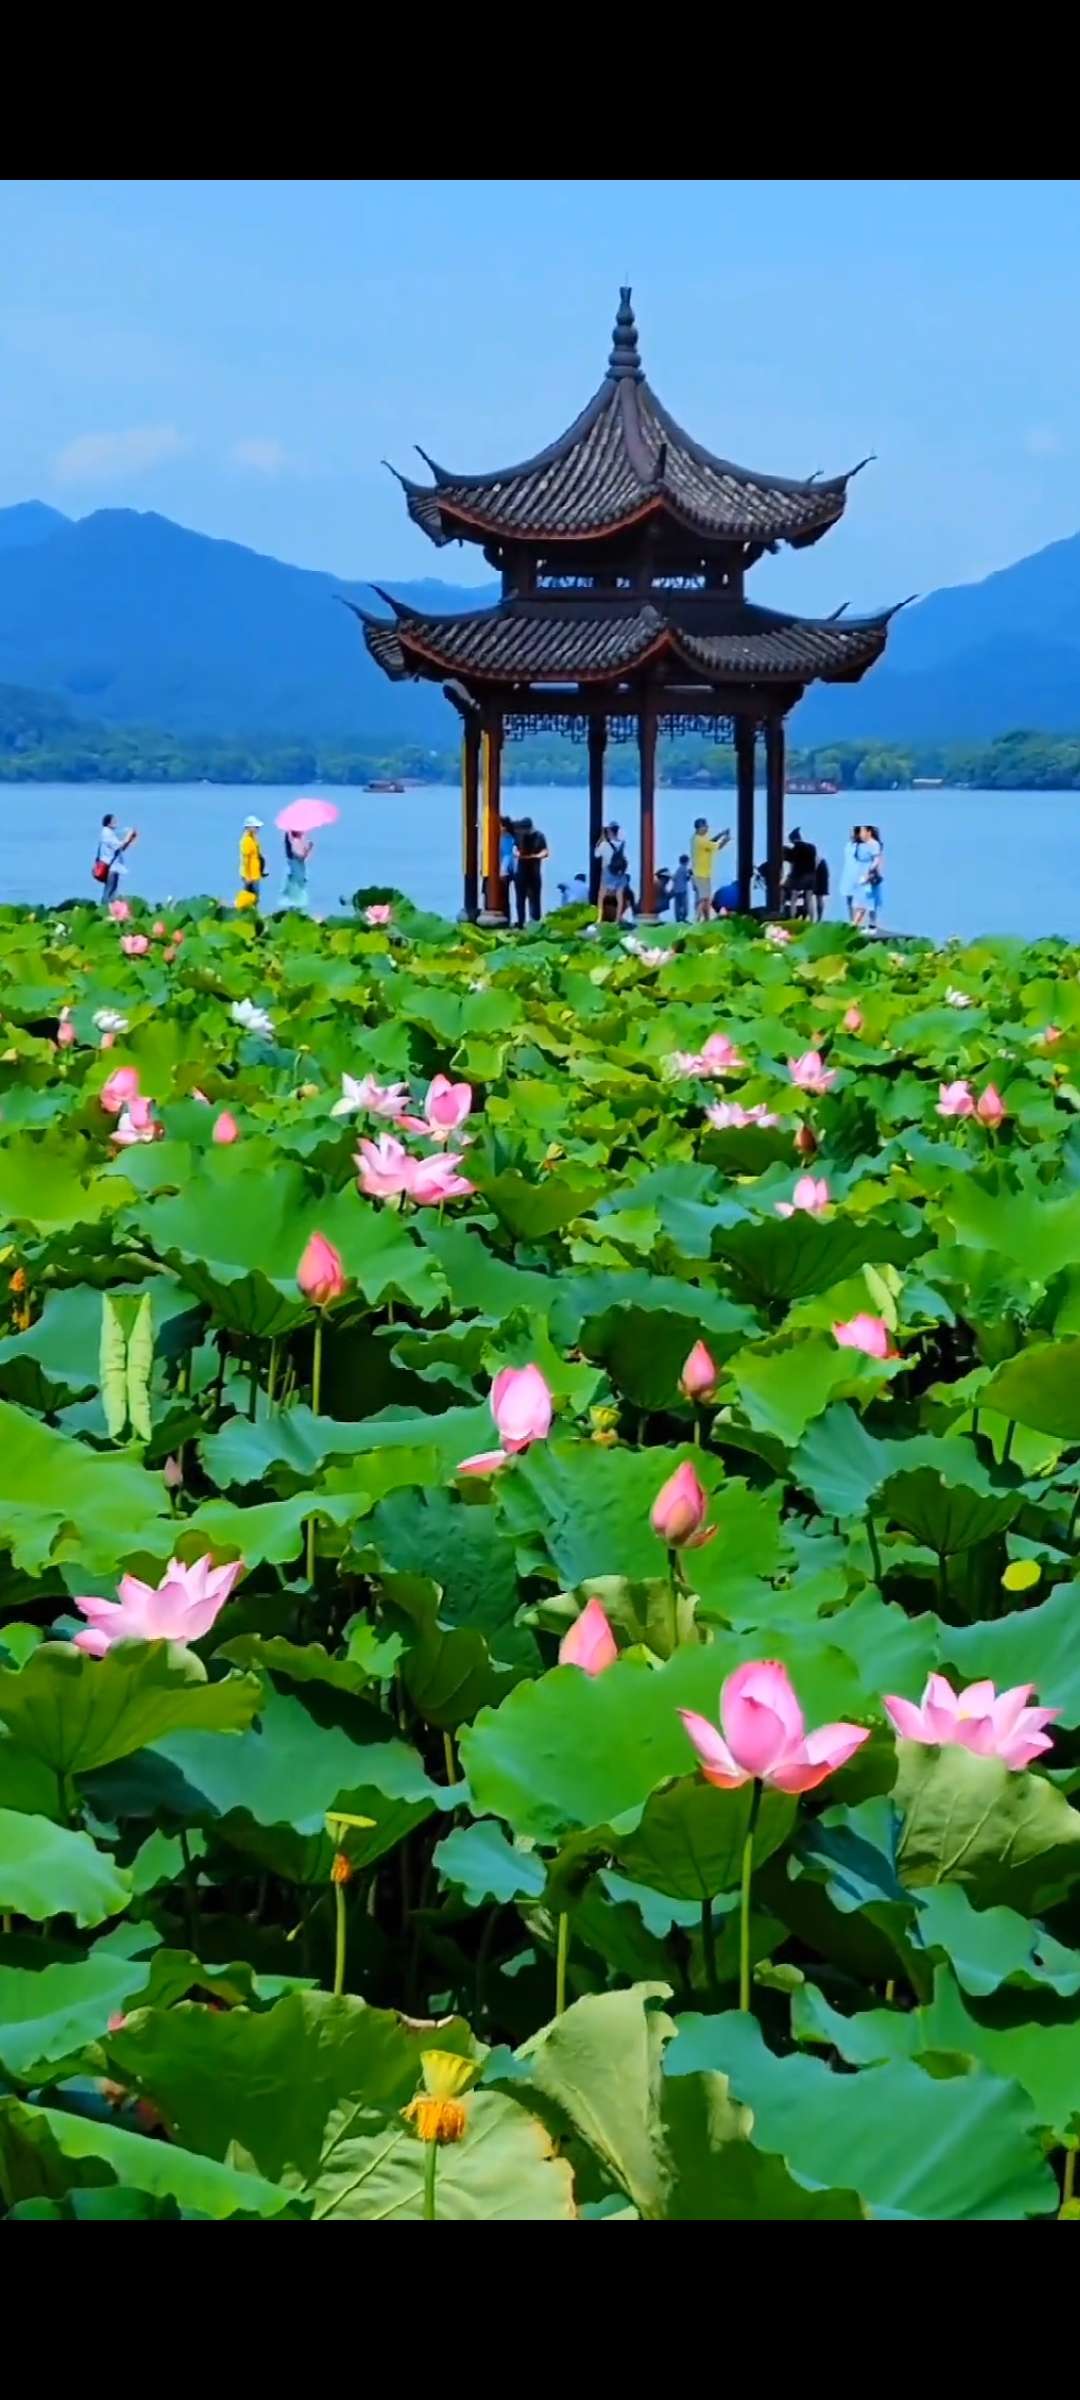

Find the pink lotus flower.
[
  {"left": 788, "top": 1050, "right": 836, "bottom": 1095},
  {"left": 423, "top": 1073, "right": 473, "bottom": 1137},
  {"left": 56, "top": 1013, "right": 77, "bottom": 1049},
  {"left": 700, "top": 1033, "right": 744, "bottom": 1074},
  {"left": 776, "top": 1174, "right": 830, "bottom": 1218},
  {"left": 331, "top": 1072, "right": 411, "bottom": 1121},
  {"left": 100, "top": 1065, "right": 140, "bottom": 1115},
  {"left": 937, "top": 1079, "right": 975, "bottom": 1118},
  {"left": 559, "top": 1598, "right": 617, "bottom": 1675},
  {"left": 72, "top": 1554, "right": 244, "bottom": 1655},
  {"left": 365, "top": 904, "right": 393, "bottom": 927},
  {"left": 111, "top": 1095, "right": 160, "bottom": 1147},
  {"left": 976, "top": 1083, "right": 1006, "bottom": 1126},
  {"left": 883, "top": 1672, "right": 1058, "bottom": 1770},
  {"left": 491, "top": 1364, "right": 553, "bottom": 1451},
  {"left": 162, "top": 946, "right": 178, "bottom": 964},
  {"left": 1040, "top": 1025, "right": 1062, "bottom": 1047},
  {"left": 409, "top": 1151, "right": 475, "bottom": 1205},
  {"left": 679, "top": 1340, "right": 718, "bottom": 1401},
  {"left": 152, "top": 920, "right": 167, "bottom": 939},
  {"left": 832, "top": 1313, "right": 896, "bottom": 1359},
  {"left": 705, "top": 1101, "right": 780, "bottom": 1131},
  {"left": 213, "top": 1110, "right": 239, "bottom": 1144},
  {"left": 108, "top": 899, "right": 131, "bottom": 922},
  {"left": 120, "top": 934, "right": 150, "bottom": 957},
  {"left": 680, "top": 1659, "right": 868, "bottom": 1794},
  {"left": 842, "top": 1005, "right": 863, "bottom": 1034},
  {"left": 650, "top": 1459, "right": 715, "bottom": 1550},
  {"left": 765, "top": 924, "right": 792, "bottom": 946},
  {"left": 297, "top": 1231, "right": 347, "bottom": 1306},
  {"left": 456, "top": 1449, "right": 510, "bottom": 1477},
  {"left": 100, "top": 1030, "right": 116, "bottom": 1049},
  {"left": 163, "top": 1455, "right": 183, "bottom": 1490},
  {"left": 356, "top": 1133, "right": 415, "bottom": 1198}
]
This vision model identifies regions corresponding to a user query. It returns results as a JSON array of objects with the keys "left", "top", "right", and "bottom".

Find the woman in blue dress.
[
  {"left": 281, "top": 829, "right": 313, "bottom": 912},
  {"left": 857, "top": 824, "right": 885, "bottom": 928}
]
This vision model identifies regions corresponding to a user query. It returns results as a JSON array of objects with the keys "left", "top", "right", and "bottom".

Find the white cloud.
[
  {"left": 229, "top": 436, "right": 291, "bottom": 476},
  {"left": 1024, "top": 424, "right": 1063, "bottom": 458},
  {"left": 53, "top": 424, "right": 188, "bottom": 486}
]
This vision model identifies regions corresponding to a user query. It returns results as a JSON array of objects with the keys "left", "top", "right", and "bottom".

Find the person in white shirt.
[{"left": 94, "top": 813, "right": 137, "bottom": 904}]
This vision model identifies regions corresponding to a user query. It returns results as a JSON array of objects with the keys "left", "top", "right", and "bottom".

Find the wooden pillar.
[
  {"left": 765, "top": 716, "right": 785, "bottom": 916},
  {"left": 461, "top": 716, "right": 480, "bottom": 918},
  {"left": 588, "top": 717, "right": 606, "bottom": 903},
  {"left": 481, "top": 717, "right": 505, "bottom": 917},
  {"left": 637, "top": 698, "right": 657, "bottom": 915},
  {"left": 735, "top": 718, "right": 756, "bottom": 912}
]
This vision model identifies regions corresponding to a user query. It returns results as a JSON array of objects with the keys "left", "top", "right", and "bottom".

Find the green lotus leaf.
[
  {"left": 0, "top": 2097, "right": 294, "bottom": 2218},
  {"left": 794, "top": 1967, "right": 1080, "bottom": 2145},
  {"left": 894, "top": 1740, "right": 1080, "bottom": 1910},
  {"left": 0, "top": 1642, "right": 262, "bottom": 1776},
  {"left": 0, "top": 1400, "right": 171, "bottom": 1573},
  {"left": 944, "top": 1578, "right": 1080, "bottom": 1728},
  {"left": 0, "top": 1809, "right": 130, "bottom": 1927},
  {"left": 982, "top": 1338, "right": 1080, "bottom": 1438}
]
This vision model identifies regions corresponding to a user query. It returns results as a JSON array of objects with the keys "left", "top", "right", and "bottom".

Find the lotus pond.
[{"left": 1, "top": 892, "right": 1080, "bottom": 2222}]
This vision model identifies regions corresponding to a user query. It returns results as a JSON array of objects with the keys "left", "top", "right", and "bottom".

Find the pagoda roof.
[
  {"left": 353, "top": 590, "right": 899, "bottom": 690},
  {"left": 390, "top": 290, "right": 869, "bottom": 555}
]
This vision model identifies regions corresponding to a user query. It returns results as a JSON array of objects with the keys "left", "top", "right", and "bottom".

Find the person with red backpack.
[{"left": 92, "top": 814, "right": 137, "bottom": 904}]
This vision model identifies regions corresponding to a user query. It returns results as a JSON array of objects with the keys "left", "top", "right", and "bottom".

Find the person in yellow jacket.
[{"left": 238, "top": 813, "right": 267, "bottom": 908}]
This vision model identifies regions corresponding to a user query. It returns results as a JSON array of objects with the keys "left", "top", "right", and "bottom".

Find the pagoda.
[{"left": 355, "top": 289, "right": 899, "bottom": 918}]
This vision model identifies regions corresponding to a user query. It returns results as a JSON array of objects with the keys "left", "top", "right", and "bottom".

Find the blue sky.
[{"left": 3, "top": 178, "right": 1079, "bottom": 612}]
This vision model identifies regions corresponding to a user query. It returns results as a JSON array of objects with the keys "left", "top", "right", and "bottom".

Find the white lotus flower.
[
  {"left": 230, "top": 998, "right": 275, "bottom": 1040},
  {"left": 93, "top": 1007, "right": 128, "bottom": 1035},
  {"left": 330, "top": 1072, "right": 409, "bottom": 1121},
  {"left": 945, "top": 987, "right": 972, "bottom": 1009}
]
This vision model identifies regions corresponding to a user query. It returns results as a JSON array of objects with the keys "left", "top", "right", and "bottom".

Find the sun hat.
[{"left": 243, "top": 814, "right": 263, "bottom": 829}]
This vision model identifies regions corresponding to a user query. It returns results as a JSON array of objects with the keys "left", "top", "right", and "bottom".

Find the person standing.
[
  {"left": 859, "top": 824, "right": 885, "bottom": 928},
  {"left": 691, "top": 818, "right": 731, "bottom": 920},
  {"left": 513, "top": 817, "right": 548, "bottom": 925},
  {"left": 671, "top": 854, "right": 692, "bottom": 923},
  {"left": 840, "top": 826, "right": 862, "bottom": 922},
  {"left": 783, "top": 826, "right": 818, "bottom": 918},
  {"left": 280, "top": 827, "right": 313, "bottom": 912},
  {"left": 593, "top": 821, "right": 630, "bottom": 922},
  {"left": 239, "top": 813, "right": 267, "bottom": 906},
  {"left": 93, "top": 813, "right": 137, "bottom": 904}
]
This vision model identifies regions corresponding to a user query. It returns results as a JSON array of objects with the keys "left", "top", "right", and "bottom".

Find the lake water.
[{"left": 1, "top": 781, "right": 1078, "bottom": 944}]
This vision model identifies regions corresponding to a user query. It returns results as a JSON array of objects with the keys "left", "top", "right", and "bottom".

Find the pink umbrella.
[{"left": 275, "top": 797, "right": 340, "bottom": 834}]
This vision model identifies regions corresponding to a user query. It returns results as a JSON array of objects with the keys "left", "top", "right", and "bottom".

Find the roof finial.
[{"left": 608, "top": 285, "right": 643, "bottom": 381}]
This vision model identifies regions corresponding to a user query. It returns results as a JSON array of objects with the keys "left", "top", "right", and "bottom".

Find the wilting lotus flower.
[
  {"left": 72, "top": 1554, "right": 245, "bottom": 1655},
  {"left": 937, "top": 1079, "right": 975, "bottom": 1118},
  {"left": 705, "top": 1101, "right": 780, "bottom": 1131},
  {"left": 297, "top": 1231, "right": 347, "bottom": 1306},
  {"left": 776, "top": 1174, "right": 830, "bottom": 1218},
  {"left": 945, "top": 987, "right": 972, "bottom": 1009},
  {"left": 788, "top": 1050, "right": 836, "bottom": 1094},
  {"left": 679, "top": 1340, "right": 718, "bottom": 1401},
  {"left": 111, "top": 1095, "right": 160, "bottom": 1147},
  {"left": 108, "top": 898, "right": 131, "bottom": 922},
  {"left": 842, "top": 1004, "right": 863, "bottom": 1034},
  {"left": 793, "top": 1121, "right": 818, "bottom": 1158},
  {"left": 365, "top": 904, "right": 393, "bottom": 926},
  {"left": 491, "top": 1364, "right": 553, "bottom": 1451},
  {"left": 559, "top": 1598, "right": 617, "bottom": 1675},
  {"left": 409, "top": 1151, "right": 475, "bottom": 1205},
  {"left": 680, "top": 1659, "right": 868, "bottom": 1794},
  {"left": 56, "top": 1014, "right": 77, "bottom": 1049},
  {"left": 765, "top": 924, "right": 792, "bottom": 945},
  {"left": 230, "top": 998, "right": 275, "bottom": 1040},
  {"left": 100, "top": 1065, "right": 140, "bottom": 1115},
  {"left": 976, "top": 1083, "right": 1006, "bottom": 1126},
  {"left": 331, "top": 1072, "right": 411, "bottom": 1121},
  {"left": 212, "top": 1110, "right": 239, "bottom": 1144},
  {"left": 93, "top": 1008, "right": 128, "bottom": 1037},
  {"left": 832, "top": 1312, "right": 896, "bottom": 1359},
  {"left": 651, "top": 1459, "right": 714, "bottom": 1549},
  {"left": 883, "top": 1672, "right": 1058, "bottom": 1770},
  {"left": 356, "top": 1132, "right": 415, "bottom": 1198},
  {"left": 120, "top": 933, "right": 150, "bottom": 957}
]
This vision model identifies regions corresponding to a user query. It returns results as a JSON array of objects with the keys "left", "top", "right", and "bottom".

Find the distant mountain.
[
  {"left": 6, "top": 498, "right": 1080, "bottom": 746},
  {"left": 0, "top": 506, "right": 495, "bottom": 740},
  {"left": 798, "top": 529, "right": 1080, "bottom": 742},
  {"left": 0, "top": 500, "right": 70, "bottom": 552}
]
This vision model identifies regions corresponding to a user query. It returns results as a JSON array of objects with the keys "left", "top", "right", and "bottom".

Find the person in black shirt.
[
  {"left": 783, "top": 826, "right": 818, "bottom": 918},
  {"left": 513, "top": 818, "right": 549, "bottom": 925}
]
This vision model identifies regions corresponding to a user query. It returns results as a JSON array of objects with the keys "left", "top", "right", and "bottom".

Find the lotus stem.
[
  {"left": 423, "top": 2136, "right": 439, "bottom": 2220},
  {"left": 267, "top": 1336, "right": 280, "bottom": 1413},
  {"left": 179, "top": 1827, "right": 200, "bottom": 1956},
  {"left": 700, "top": 1895, "right": 719, "bottom": 2007},
  {"left": 442, "top": 1729, "right": 458, "bottom": 1785},
  {"left": 1069, "top": 1489, "right": 1080, "bottom": 1547},
  {"left": 1064, "top": 2146, "right": 1077, "bottom": 2210},
  {"left": 555, "top": 1909, "right": 570, "bottom": 2016},
  {"left": 866, "top": 1513, "right": 882, "bottom": 1584},
  {"left": 305, "top": 1317, "right": 325, "bottom": 1587},
  {"left": 247, "top": 1343, "right": 259, "bottom": 1421},
  {"left": 333, "top": 1876, "right": 348, "bottom": 1997},
  {"left": 739, "top": 1783, "right": 762, "bottom": 2014},
  {"left": 693, "top": 1414, "right": 702, "bottom": 1448},
  {"left": 1002, "top": 1419, "right": 1016, "bottom": 1465}
]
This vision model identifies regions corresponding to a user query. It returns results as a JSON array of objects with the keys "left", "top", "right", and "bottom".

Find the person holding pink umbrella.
[{"left": 274, "top": 797, "right": 339, "bottom": 914}]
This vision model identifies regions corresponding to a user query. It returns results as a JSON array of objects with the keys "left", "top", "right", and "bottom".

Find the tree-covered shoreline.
[{"left": 3, "top": 683, "right": 1080, "bottom": 792}]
